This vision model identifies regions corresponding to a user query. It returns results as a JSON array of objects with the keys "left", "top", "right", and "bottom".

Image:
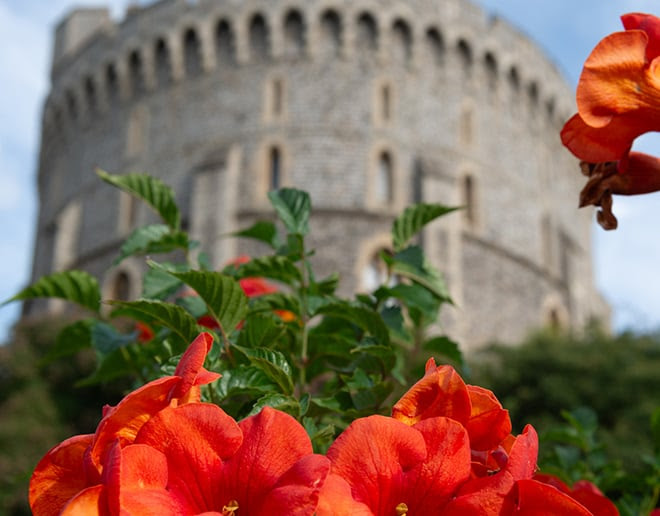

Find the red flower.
[
  {"left": 29, "top": 333, "right": 220, "bottom": 515},
  {"left": 533, "top": 474, "right": 620, "bottom": 516},
  {"left": 59, "top": 406, "right": 329, "bottom": 515},
  {"left": 561, "top": 13, "right": 660, "bottom": 229}
]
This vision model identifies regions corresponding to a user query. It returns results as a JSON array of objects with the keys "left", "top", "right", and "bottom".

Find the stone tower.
[{"left": 28, "top": 0, "right": 609, "bottom": 349}]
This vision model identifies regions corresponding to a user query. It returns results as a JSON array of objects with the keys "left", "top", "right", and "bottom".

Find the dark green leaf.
[
  {"left": 77, "top": 347, "right": 134, "bottom": 386},
  {"left": 386, "top": 284, "right": 440, "bottom": 317},
  {"left": 115, "top": 224, "right": 190, "bottom": 264},
  {"left": 152, "top": 265, "right": 248, "bottom": 335},
  {"left": 215, "top": 366, "right": 278, "bottom": 398},
  {"left": 385, "top": 246, "right": 452, "bottom": 303},
  {"left": 354, "top": 343, "right": 397, "bottom": 371},
  {"left": 392, "top": 203, "right": 458, "bottom": 251},
  {"left": 317, "top": 302, "right": 390, "bottom": 345},
  {"left": 5, "top": 270, "right": 101, "bottom": 313},
  {"left": 236, "top": 255, "right": 302, "bottom": 284},
  {"left": 237, "top": 315, "right": 286, "bottom": 349},
  {"left": 247, "top": 394, "right": 301, "bottom": 418},
  {"left": 41, "top": 320, "right": 94, "bottom": 364},
  {"left": 233, "top": 345, "right": 294, "bottom": 394},
  {"left": 91, "top": 321, "right": 136, "bottom": 356},
  {"left": 268, "top": 188, "right": 310, "bottom": 235},
  {"left": 380, "top": 306, "right": 410, "bottom": 341},
  {"left": 96, "top": 169, "right": 181, "bottom": 230},
  {"left": 142, "top": 265, "right": 185, "bottom": 300},
  {"left": 423, "top": 336, "right": 464, "bottom": 366},
  {"left": 233, "top": 221, "right": 281, "bottom": 249},
  {"left": 108, "top": 299, "right": 201, "bottom": 343}
]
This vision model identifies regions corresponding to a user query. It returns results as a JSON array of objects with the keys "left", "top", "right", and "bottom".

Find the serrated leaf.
[
  {"left": 96, "top": 169, "right": 180, "bottom": 230},
  {"left": 392, "top": 203, "right": 458, "bottom": 251},
  {"left": 423, "top": 336, "right": 464, "bottom": 366},
  {"left": 268, "top": 188, "right": 310, "bottom": 235},
  {"left": 247, "top": 394, "right": 301, "bottom": 418},
  {"left": 152, "top": 265, "right": 248, "bottom": 335},
  {"left": 236, "top": 255, "right": 302, "bottom": 284},
  {"left": 380, "top": 306, "right": 410, "bottom": 341},
  {"left": 237, "top": 315, "right": 286, "bottom": 349},
  {"left": 353, "top": 343, "right": 397, "bottom": 371},
  {"left": 317, "top": 302, "right": 390, "bottom": 345},
  {"left": 386, "top": 284, "right": 440, "bottom": 318},
  {"left": 115, "top": 224, "right": 190, "bottom": 264},
  {"left": 5, "top": 270, "right": 101, "bottom": 313},
  {"left": 41, "top": 320, "right": 94, "bottom": 364},
  {"left": 142, "top": 265, "right": 185, "bottom": 300},
  {"left": 232, "top": 221, "right": 281, "bottom": 249},
  {"left": 108, "top": 299, "right": 201, "bottom": 343},
  {"left": 215, "top": 365, "right": 278, "bottom": 399},
  {"left": 385, "top": 246, "right": 453, "bottom": 303},
  {"left": 233, "top": 345, "right": 294, "bottom": 394}
]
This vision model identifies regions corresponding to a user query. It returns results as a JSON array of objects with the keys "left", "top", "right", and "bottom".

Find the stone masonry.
[{"left": 28, "top": 0, "right": 610, "bottom": 349}]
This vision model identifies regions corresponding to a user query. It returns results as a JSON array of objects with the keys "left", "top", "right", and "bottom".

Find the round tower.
[{"left": 29, "top": 0, "right": 609, "bottom": 348}]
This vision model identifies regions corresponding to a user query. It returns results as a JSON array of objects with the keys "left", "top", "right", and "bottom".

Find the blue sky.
[{"left": 1, "top": 0, "right": 659, "bottom": 342}]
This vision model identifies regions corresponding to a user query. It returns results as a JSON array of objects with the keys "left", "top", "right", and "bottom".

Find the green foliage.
[
  {"left": 96, "top": 169, "right": 181, "bottom": 230},
  {"left": 115, "top": 224, "right": 191, "bottom": 264},
  {"left": 470, "top": 327, "right": 660, "bottom": 514},
  {"left": 5, "top": 270, "right": 101, "bottom": 314},
  {"left": 391, "top": 203, "right": 458, "bottom": 251}
]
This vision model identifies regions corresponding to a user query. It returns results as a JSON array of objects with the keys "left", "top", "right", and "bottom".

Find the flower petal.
[
  {"left": 570, "top": 480, "right": 620, "bottom": 516},
  {"left": 135, "top": 402, "right": 243, "bottom": 512},
  {"left": 219, "top": 407, "right": 320, "bottom": 514},
  {"left": 515, "top": 479, "right": 594, "bottom": 515},
  {"left": 560, "top": 113, "right": 636, "bottom": 162},
  {"left": 171, "top": 332, "right": 220, "bottom": 401},
  {"left": 30, "top": 434, "right": 95, "bottom": 516},
  {"left": 621, "top": 13, "right": 660, "bottom": 61},
  {"left": 326, "top": 415, "right": 427, "bottom": 514},
  {"left": 505, "top": 425, "right": 538, "bottom": 480},
  {"left": 60, "top": 485, "right": 107, "bottom": 516},
  {"left": 316, "top": 474, "right": 373, "bottom": 516},
  {"left": 465, "top": 385, "right": 512, "bottom": 451},
  {"left": 260, "top": 454, "right": 331, "bottom": 515},
  {"left": 391, "top": 361, "right": 471, "bottom": 427}
]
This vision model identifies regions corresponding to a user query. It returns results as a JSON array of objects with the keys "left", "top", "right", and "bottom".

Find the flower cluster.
[
  {"left": 561, "top": 12, "right": 660, "bottom": 229},
  {"left": 30, "top": 336, "right": 617, "bottom": 515}
]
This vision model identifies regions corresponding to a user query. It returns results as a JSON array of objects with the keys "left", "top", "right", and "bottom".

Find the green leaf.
[
  {"left": 91, "top": 321, "right": 136, "bottom": 356},
  {"left": 77, "top": 347, "right": 134, "bottom": 386},
  {"left": 233, "top": 221, "right": 281, "bottom": 249},
  {"left": 392, "top": 203, "right": 458, "bottom": 251},
  {"left": 152, "top": 265, "right": 248, "bottom": 335},
  {"left": 215, "top": 365, "right": 278, "bottom": 399},
  {"left": 384, "top": 284, "right": 440, "bottom": 317},
  {"left": 108, "top": 299, "right": 201, "bottom": 344},
  {"left": 353, "top": 343, "right": 397, "bottom": 371},
  {"left": 41, "top": 319, "right": 94, "bottom": 364},
  {"left": 423, "top": 336, "right": 464, "bottom": 366},
  {"left": 115, "top": 224, "right": 190, "bottom": 264},
  {"left": 317, "top": 302, "right": 390, "bottom": 346},
  {"left": 142, "top": 264, "right": 185, "bottom": 300},
  {"left": 385, "top": 246, "right": 452, "bottom": 303},
  {"left": 268, "top": 188, "right": 311, "bottom": 235},
  {"left": 5, "top": 270, "right": 101, "bottom": 313},
  {"left": 236, "top": 255, "right": 302, "bottom": 284},
  {"left": 233, "top": 345, "right": 294, "bottom": 395},
  {"left": 247, "top": 394, "right": 301, "bottom": 418},
  {"left": 237, "top": 315, "right": 286, "bottom": 349},
  {"left": 380, "top": 306, "right": 410, "bottom": 341},
  {"left": 96, "top": 169, "right": 181, "bottom": 230}
]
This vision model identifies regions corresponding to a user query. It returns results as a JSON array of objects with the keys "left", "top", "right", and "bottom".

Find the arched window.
[
  {"left": 129, "top": 50, "right": 145, "bottom": 97},
  {"left": 111, "top": 271, "right": 132, "bottom": 301},
  {"left": 66, "top": 90, "right": 78, "bottom": 121},
  {"left": 508, "top": 66, "right": 520, "bottom": 92},
  {"left": 376, "top": 151, "right": 394, "bottom": 204},
  {"left": 459, "top": 104, "right": 474, "bottom": 146},
  {"left": 361, "top": 250, "right": 388, "bottom": 292},
  {"left": 462, "top": 174, "right": 477, "bottom": 226},
  {"left": 126, "top": 105, "right": 149, "bottom": 157},
  {"left": 356, "top": 12, "right": 378, "bottom": 53},
  {"left": 183, "top": 28, "right": 202, "bottom": 77},
  {"left": 249, "top": 14, "right": 270, "bottom": 61},
  {"left": 216, "top": 19, "right": 235, "bottom": 65},
  {"left": 541, "top": 214, "right": 553, "bottom": 268},
  {"left": 457, "top": 38, "right": 472, "bottom": 74},
  {"left": 484, "top": 52, "right": 497, "bottom": 89},
  {"left": 381, "top": 83, "right": 391, "bottom": 122},
  {"left": 528, "top": 81, "right": 539, "bottom": 107},
  {"left": 106, "top": 62, "right": 119, "bottom": 104},
  {"left": 268, "top": 146, "right": 282, "bottom": 190},
  {"left": 154, "top": 38, "right": 172, "bottom": 88},
  {"left": 84, "top": 76, "right": 97, "bottom": 114},
  {"left": 283, "top": 9, "right": 305, "bottom": 58},
  {"left": 391, "top": 19, "right": 412, "bottom": 64},
  {"left": 265, "top": 77, "right": 284, "bottom": 121},
  {"left": 320, "top": 9, "right": 341, "bottom": 57},
  {"left": 425, "top": 27, "right": 444, "bottom": 65}
]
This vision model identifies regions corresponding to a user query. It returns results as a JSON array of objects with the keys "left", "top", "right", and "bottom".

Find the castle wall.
[{"left": 28, "top": 0, "right": 609, "bottom": 348}]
